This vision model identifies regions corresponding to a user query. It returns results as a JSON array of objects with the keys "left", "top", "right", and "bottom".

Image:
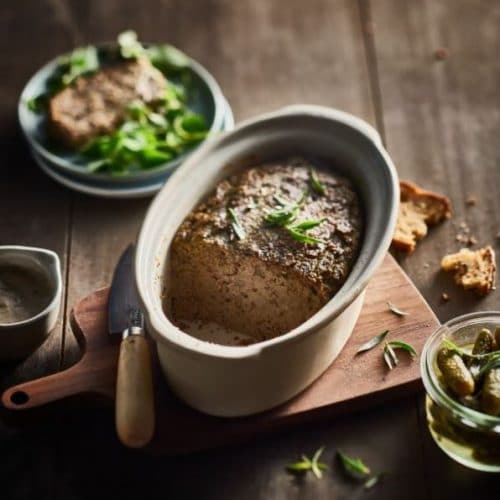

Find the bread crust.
[
  {"left": 441, "top": 245, "right": 496, "bottom": 296},
  {"left": 392, "top": 181, "right": 452, "bottom": 253}
]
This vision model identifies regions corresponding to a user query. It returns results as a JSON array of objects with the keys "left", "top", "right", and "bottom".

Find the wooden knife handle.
[{"left": 115, "top": 334, "right": 155, "bottom": 448}]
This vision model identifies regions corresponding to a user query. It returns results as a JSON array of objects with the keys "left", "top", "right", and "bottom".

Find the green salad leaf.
[
  {"left": 147, "top": 44, "right": 190, "bottom": 72},
  {"left": 118, "top": 30, "right": 145, "bottom": 59},
  {"left": 26, "top": 31, "right": 207, "bottom": 174},
  {"left": 81, "top": 82, "right": 208, "bottom": 173},
  {"left": 61, "top": 46, "right": 99, "bottom": 86},
  {"left": 27, "top": 45, "right": 99, "bottom": 113}
]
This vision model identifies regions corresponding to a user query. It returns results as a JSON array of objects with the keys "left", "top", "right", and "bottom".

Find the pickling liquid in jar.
[
  {"left": 0, "top": 264, "right": 52, "bottom": 324},
  {"left": 426, "top": 395, "right": 500, "bottom": 471}
]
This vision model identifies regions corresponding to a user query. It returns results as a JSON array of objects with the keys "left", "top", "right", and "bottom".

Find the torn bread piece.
[
  {"left": 441, "top": 246, "right": 496, "bottom": 296},
  {"left": 392, "top": 181, "right": 452, "bottom": 253}
]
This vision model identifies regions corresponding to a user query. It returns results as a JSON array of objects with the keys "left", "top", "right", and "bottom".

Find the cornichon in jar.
[
  {"left": 495, "top": 327, "right": 500, "bottom": 350},
  {"left": 481, "top": 368, "right": 500, "bottom": 416},
  {"left": 437, "top": 347, "right": 475, "bottom": 397},
  {"left": 472, "top": 328, "right": 495, "bottom": 355}
]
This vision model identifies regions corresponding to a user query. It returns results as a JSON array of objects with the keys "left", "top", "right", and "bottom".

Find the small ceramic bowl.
[
  {"left": 0, "top": 246, "right": 62, "bottom": 359},
  {"left": 18, "top": 43, "right": 228, "bottom": 186}
]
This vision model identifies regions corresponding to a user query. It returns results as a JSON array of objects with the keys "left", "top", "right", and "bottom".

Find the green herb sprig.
[
  {"left": 310, "top": 169, "right": 327, "bottom": 195},
  {"left": 356, "top": 330, "right": 389, "bottom": 355},
  {"left": 337, "top": 450, "right": 371, "bottom": 478},
  {"left": 364, "top": 473, "right": 384, "bottom": 489},
  {"left": 441, "top": 338, "right": 500, "bottom": 362},
  {"left": 287, "top": 219, "right": 326, "bottom": 245},
  {"left": 387, "top": 301, "right": 409, "bottom": 317},
  {"left": 286, "top": 447, "right": 382, "bottom": 488},
  {"left": 227, "top": 207, "right": 246, "bottom": 240},
  {"left": 355, "top": 328, "right": 417, "bottom": 370},
  {"left": 383, "top": 341, "right": 417, "bottom": 370},
  {"left": 265, "top": 193, "right": 326, "bottom": 245},
  {"left": 286, "top": 446, "right": 328, "bottom": 479},
  {"left": 264, "top": 193, "right": 305, "bottom": 226}
]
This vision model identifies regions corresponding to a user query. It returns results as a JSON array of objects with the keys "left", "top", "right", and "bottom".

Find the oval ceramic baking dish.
[{"left": 135, "top": 105, "right": 399, "bottom": 417}]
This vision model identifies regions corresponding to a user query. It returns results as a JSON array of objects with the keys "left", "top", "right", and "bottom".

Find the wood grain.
[
  {"left": 370, "top": 0, "right": 500, "bottom": 496},
  {"left": 2, "top": 255, "right": 440, "bottom": 456},
  {"left": 0, "top": 0, "right": 74, "bottom": 393},
  {"left": 370, "top": 0, "right": 500, "bottom": 322}
]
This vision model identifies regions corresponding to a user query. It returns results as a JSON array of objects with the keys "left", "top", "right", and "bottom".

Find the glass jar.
[{"left": 421, "top": 312, "right": 500, "bottom": 472}]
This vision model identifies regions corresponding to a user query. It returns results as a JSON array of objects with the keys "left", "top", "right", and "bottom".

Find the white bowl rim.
[
  {"left": 135, "top": 104, "right": 399, "bottom": 360},
  {"left": 0, "top": 245, "right": 62, "bottom": 329},
  {"left": 18, "top": 43, "right": 228, "bottom": 180}
]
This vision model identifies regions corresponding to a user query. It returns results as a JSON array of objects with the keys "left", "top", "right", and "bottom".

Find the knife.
[{"left": 108, "top": 244, "right": 155, "bottom": 448}]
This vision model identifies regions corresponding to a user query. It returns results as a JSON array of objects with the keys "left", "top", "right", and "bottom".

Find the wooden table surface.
[{"left": 1, "top": 0, "right": 500, "bottom": 498}]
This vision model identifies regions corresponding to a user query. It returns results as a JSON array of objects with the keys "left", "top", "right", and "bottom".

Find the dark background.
[{"left": 1, "top": 1, "right": 500, "bottom": 498}]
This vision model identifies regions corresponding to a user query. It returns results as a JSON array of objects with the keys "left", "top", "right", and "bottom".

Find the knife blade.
[
  {"left": 108, "top": 244, "right": 155, "bottom": 448},
  {"left": 108, "top": 244, "right": 143, "bottom": 334}
]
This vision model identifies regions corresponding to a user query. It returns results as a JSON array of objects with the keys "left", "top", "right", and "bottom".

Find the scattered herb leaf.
[
  {"left": 387, "top": 341, "right": 417, "bottom": 357},
  {"left": 310, "top": 169, "right": 327, "bottom": 195},
  {"left": 383, "top": 341, "right": 417, "bottom": 370},
  {"left": 286, "top": 446, "right": 328, "bottom": 479},
  {"left": 356, "top": 330, "right": 389, "bottom": 355},
  {"left": 337, "top": 450, "right": 371, "bottom": 479},
  {"left": 383, "top": 342, "right": 399, "bottom": 370},
  {"left": 387, "top": 301, "right": 409, "bottom": 317},
  {"left": 227, "top": 207, "right": 246, "bottom": 240},
  {"left": 364, "top": 473, "right": 384, "bottom": 489}
]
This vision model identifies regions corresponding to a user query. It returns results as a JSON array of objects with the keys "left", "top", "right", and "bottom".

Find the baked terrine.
[
  {"left": 168, "top": 157, "right": 363, "bottom": 344},
  {"left": 48, "top": 57, "right": 167, "bottom": 147}
]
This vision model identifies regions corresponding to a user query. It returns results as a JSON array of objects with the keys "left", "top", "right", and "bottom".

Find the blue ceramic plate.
[
  {"left": 38, "top": 94, "right": 234, "bottom": 189},
  {"left": 19, "top": 43, "right": 229, "bottom": 185},
  {"left": 29, "top": 96, "right": 234, "bottom": 199}
]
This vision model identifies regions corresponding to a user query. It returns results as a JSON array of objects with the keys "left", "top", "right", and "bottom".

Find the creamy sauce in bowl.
[{"left": 0, "top": 264, "right": 52, "bottom": 324}]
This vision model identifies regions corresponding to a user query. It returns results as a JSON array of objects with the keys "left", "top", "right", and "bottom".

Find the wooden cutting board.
[{"left": 1, "top": 254, "right": 439, "bottom": 454}]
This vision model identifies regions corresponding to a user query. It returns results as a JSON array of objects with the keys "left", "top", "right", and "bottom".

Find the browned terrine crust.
[
  {"left": 48, "top": 57, "right": 167, "bottom": 148},
  {"left": 169, "top": 158, "right": 363, "bottom": 341}
]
